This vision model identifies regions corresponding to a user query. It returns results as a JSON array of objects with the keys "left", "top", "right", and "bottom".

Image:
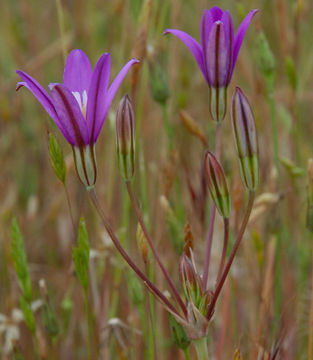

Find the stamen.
[{"left": 72, "top": 90, "right": 88, "bottom": 118}]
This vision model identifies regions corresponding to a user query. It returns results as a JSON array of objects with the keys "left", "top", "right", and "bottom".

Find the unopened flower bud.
[
  {"left": 179, "top": 254, "right": 199, "bottom": 298},
  {"left": 232, "top": 87, "right": 259, "bottom": 191},
  {"left": 204, "top": 151, "right": 231, "bottom": 218},
  {"left": 72, "top": 145, "right": 97, "bottom": 190},
  {"left": 209, "top": 86, "right": 227, "bottom": 123},
  {"left": 116, "top": 95, "right": 136, "bottom": 181}
]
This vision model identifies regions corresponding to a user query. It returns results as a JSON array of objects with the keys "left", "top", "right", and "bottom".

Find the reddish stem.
[
  {"left": 88, "top": 187, "right": 182, "bottom": 318},
  {"left": 206, "top": 191, "right": 255, "bottom": 320},
  {"left": 126, "top": 181, "right": 187, "bottom": 317},
  {"left": 216, "top": 218, "right": 229, "bottom": 284},
  {"left": 202, "top": 123, "right": 221, "bottom": 289}
]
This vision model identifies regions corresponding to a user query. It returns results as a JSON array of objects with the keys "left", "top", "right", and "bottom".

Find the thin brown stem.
[
  {"left": 216, "top": 218, "right": 229, "bottom": 284},
  {"left": 206, "top": 191, "right": 255, "bottom": 320},
  {"left": 88, "top": 187, "right": 182, "bottom": 319},
  {"left": 126, "top": 181, "right": 187, "bottom": 316}
]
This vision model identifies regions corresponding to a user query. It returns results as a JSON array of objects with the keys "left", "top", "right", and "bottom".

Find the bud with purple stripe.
[
  {"left": 204, "top": 151, "right": 231, "bottom": 218},
  {"left": 232, "top": 87, "right": 259, "bottom": 191},
  {"left": 16, "top": 50, "right": 139, "bottom": 190},
  {"left": 164, "top": 7, "right": 258, "bottom": 123}
]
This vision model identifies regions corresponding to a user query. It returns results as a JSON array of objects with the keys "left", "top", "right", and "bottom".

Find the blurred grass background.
[{"left": 0, "top": 0, "right": 313, "bottom": 359}]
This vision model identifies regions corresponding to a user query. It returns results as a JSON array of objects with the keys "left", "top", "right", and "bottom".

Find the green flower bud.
[
  {"left": 116, "top": 95, "right": 136, "bottom": 181},
  {"left": 209, "top": 86, "right": 227, "bottom": 123},
  {"left": 204, "top": 151, "right": 231, "bottom": 218},
  {"left": 179, "top": 253, "right": 212, "bottom": 316},
  {"left": 72, "top": 145, "right": 97, "bottom": 190},
  {"left": 232, "top": 87, "right": 259, "bottom": 191}
]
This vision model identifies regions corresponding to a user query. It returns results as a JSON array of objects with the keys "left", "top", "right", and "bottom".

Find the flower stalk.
[
  {"left": 88, "top": 187, "right": 182, "bottom": 319},
  {"left": 194, "top": 337, "right": 209, "bottom": 360},
  {"left": 216, "top": 218, "right": 229, "bottom": 283},
  {"left": 126, "top": 181, "right": 187, "bottom": 316},
  {"left": 202, "top": 124, "right": 221, "bottom": 289},
  {"left": 206, "top": 191, "right": 255, "bottom": 320}
]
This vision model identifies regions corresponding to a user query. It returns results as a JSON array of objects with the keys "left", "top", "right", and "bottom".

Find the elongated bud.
[
  {"left": 204, "top": 152, "right": 231, "bottom": 218},
  {"left": 179, "top": 251, "right": 212, "bottom": 316},
  {"left": 232, "top": 87, "right": 259, "bottom": 191},
  {"left": 116, "top": 95, "right": 136, "bottom": 181},
  {"left": 179, "top": 253, "right": 199, "bottom": 298},
  {"left": 209, "top": 86, "right": 227, "bottom": 123},
  {"left": 183, "top": 223, "right": 194, "bottom": 258},
  {"left": 72, "top": 145, "right": 97, "bottom": 190}
]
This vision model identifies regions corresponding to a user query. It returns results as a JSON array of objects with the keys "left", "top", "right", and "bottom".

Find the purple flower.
[
  {"left": 164, "top": 7, "right": 257, "bottom": 88},
  {"left": 16, "top": 49, "right": 139, "bottom": 188},
  {"left": 164, "top": 7, "right": 257, "bottom": 122}
]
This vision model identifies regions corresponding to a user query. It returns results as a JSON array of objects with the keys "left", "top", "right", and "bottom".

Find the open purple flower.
[
  {"left": 16, "top": 50, "right": 139, "bottom": 189},
  {"left": 164, "top": 7, "right": 257, "bottom": 122}
]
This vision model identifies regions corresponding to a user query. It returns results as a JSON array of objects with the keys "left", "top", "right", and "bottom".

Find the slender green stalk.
[
  {"left": 193, "top": 337, "right": 209, "bottom": 360},
  {"left": 84, "top": 291, "right": 92, "bottom": 360},
  {"left": 183, "top": 348, "right": 191, "bottom": 360},
  {"left": 268, "top": 93, "right": 280, "bottom": 174},
  {"left": 63, "top": 183, "right": 76, "bottom": 240},
  {"left": 145, "top": 263, "right": 157, "bottom": 360}
]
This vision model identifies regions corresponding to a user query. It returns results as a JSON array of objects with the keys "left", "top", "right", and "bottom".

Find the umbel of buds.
[
  {"left": 232, "top": 87, "right": 259, "bottom": 191},
  {"left": 178, "top": 252, "right": 212, "bottom": 339},
  {"left": 116, "top": 95, "right": 136, "bottom": 181},
  {"left": 204, "top": 151, "right": 231, "bottom": 218}
]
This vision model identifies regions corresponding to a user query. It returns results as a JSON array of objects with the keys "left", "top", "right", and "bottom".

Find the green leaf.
[
  {"left": 72, "top": 218, "right": 90, "bottom": 292},
  {"left": 48, "top": 133, "right": 66, "bottom": 183},
  {"left": 11, "top": 218, "right": 32, "bottom": 301},
  {"left": 19, "top": 296, "right": 36, "bottom": 333}
]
